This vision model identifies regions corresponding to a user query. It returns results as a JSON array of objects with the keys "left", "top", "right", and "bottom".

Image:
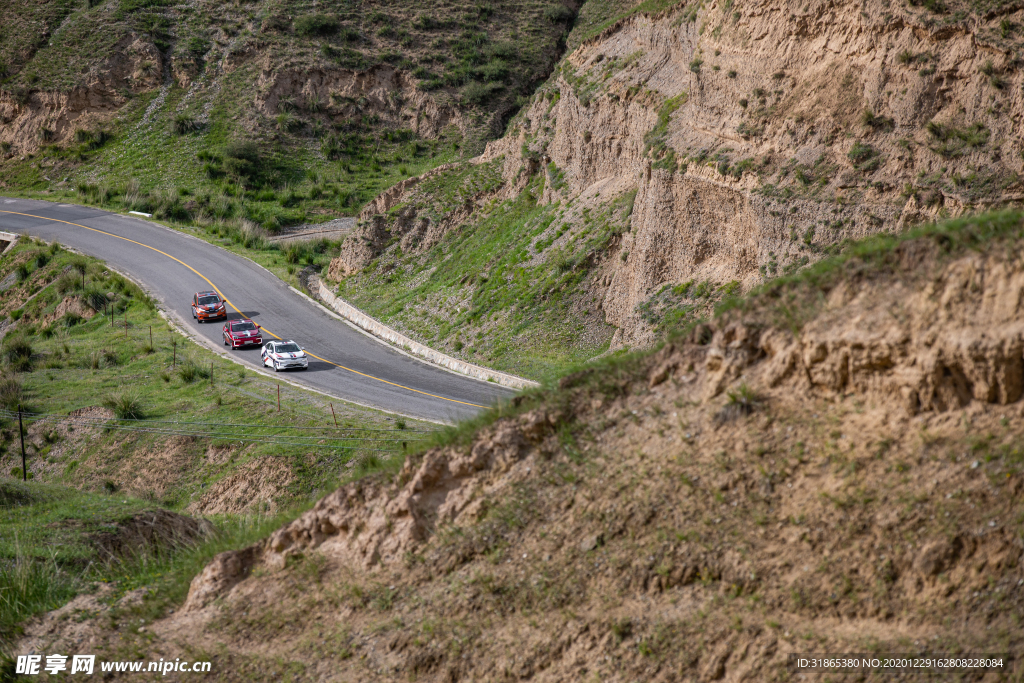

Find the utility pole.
[{"left": 18, "top": 406, "right": 26, "bottom": 482}]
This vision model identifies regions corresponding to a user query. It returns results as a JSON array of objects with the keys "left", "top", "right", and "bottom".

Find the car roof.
[
  {"left": 196, "top": 291, "right": 219, "bottom": 297},
  {"left": 230, "top": 318, "right": 255, "bottom": 326}
]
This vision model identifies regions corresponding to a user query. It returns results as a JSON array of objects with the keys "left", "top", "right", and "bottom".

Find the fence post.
[
  {"left": 330, "top": 402, "right": 338, "bottom": 427},
  {"left": 124, "top": 308, "right": 128, "bottom": 338},
  {"left": 172, "top": 339, "right": 177, "bottom": 368},
  {"left": 210, "top": 361, "right": 214, "bottom": 385},
  {"left": 277, "top": 383, "right": 281, "bottom": 412},
  {"left": 150, "top": 325, "right": 153, "bottom": 349},
  {"left": 18, "top": 406, "right": 26, "bottom": 482}
]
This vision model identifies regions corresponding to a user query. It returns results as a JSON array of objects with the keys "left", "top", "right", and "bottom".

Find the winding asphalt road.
[{"left": 0, "top": 197, "right": 516, "bottom": 422}]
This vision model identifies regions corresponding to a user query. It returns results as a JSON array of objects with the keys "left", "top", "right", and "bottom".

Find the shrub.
[
  {"left": 847, "top": 141, "right": 876, "bottom": 163},
  {"left": 718, "top": 384, "right": 762, "bottom": 421},
  {"left": 222, "top": 141, "right": 267, "bottom": 181},
  {"left": 860, "top": 109, "right": 894, "bottom": 131},
  {"left": 543, "top": 4, "right": 574, "bottom": 23},
  {"left": 0, "top": 552, "right": 77, "bottom": 642},
  {"left": 83, "top": 288, "right": 109, "bottom": 311},
  {"left": 689, "top": 57, "right": 703, "bottom": 73},
  {"left": 177, "top": 361, "right": 210, "bottom": 384},
  {"left": 0, "top": 373, "right": 22, "bottom": 410},
  {"left": 104, "top": 390, "right": 145, "bottom": 419},
  {"left": 239, "top": 220, "right": 267, "bottom": 249},
  {"left": 172, "top": 114, "right": 201, "bottom": 135},
  {"left": 275, "top": 112, "right": 301, "bottom": 132},
  {"left": 461, "top": 81, "right": 503, "bottom": 105},
  {"left": 925, "top": 121, "right": 990, "bottom": 158},
  {"left": 294, "top": 14, "right": 339, "bottom": 37},
  {"left": 3, "top": 337, "right": 33, "bottom": 372},
  {"left": 184, "top": 35, "right": 209, "bottom": 58},
  {"left": 56, "top": 272, "right": 80, "bottom": 294}
]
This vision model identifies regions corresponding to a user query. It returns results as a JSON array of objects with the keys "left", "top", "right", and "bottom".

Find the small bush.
[
  {"left": 172, "top": 114, "right": 201, "bottom": 135},
  {"left": 294, "top": 13, "right": 340, "bottom": 37},
  {"left": 0, "top": 552, "right": 77, "bottom": 642},
  {"left": 0, "top": 374, "right": 22, "bottom": 410},
  {"left": 543, "top": 4, "right": 574, "bottom": 23},
  {"left": 689, "top": 57, "right": 703, "bottom": 73},
  {"left": 860, "top": 109, "right": 894, "bottom": 131},
  {"left": 177, "top": 361, "right": 210, "bottom": 384},
  {"left": 718, "top": 384, "right": 762, "bottom": 421},
  {"left": 847, "top": 141, "right": 877, "bottom": 163},
  {"left": 3, "top": 337, "right": 33, "bottom": 372},
  {"left": 56, "top": 272, "right": 80, "bottom": 294},
  {"left": 461, "top": 80, "right": 503, "bottom": 105},
  {"left": 104, "top": 390, "right": 145, "bottom": 419}
]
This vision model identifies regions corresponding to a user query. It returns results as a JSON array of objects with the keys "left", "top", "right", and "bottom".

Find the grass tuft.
[{"left": 103, "top": 390, "right": 145, "bottom": 419}]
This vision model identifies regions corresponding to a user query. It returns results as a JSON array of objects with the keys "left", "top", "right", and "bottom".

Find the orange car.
[{"left": 191, "top": 290, "right": 227, "bottom": 323}]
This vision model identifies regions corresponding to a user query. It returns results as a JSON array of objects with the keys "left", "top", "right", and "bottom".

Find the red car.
[
  {"left": 192, "top": 290, "right": 226, "bottom": 323},
  {"left": 222, "top": 318, "right": 262, "bottom": 349}
]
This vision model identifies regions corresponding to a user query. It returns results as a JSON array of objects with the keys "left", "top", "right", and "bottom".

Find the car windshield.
[
  {"left": 198, "top": 296, "right": 220, "bottom": 305},
  {"left": 233, "top": 322, "right": 256, "bottom": 331},
  {"left": 276, "top": 343, "right": 301, "bottom": 353}
]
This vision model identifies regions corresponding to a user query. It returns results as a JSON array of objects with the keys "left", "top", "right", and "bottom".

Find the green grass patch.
[{"left": 334, "top": 168, "right": 634, "bottom": 381}]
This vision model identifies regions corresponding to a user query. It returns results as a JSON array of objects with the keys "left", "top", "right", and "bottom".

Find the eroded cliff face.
[
  {"left": 335, "top": 0, "right": 1024, "bottom": 348},
  {"left": 0, "top": 35, "right": 163, "bottom": 157}
]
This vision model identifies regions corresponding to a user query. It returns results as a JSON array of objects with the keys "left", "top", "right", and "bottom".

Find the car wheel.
[
  {"left": 223, "top": 337, "right": 228, "bottom": 346},
  {"left": 273, "top": 360, "right": 280, "bottom": 372}
]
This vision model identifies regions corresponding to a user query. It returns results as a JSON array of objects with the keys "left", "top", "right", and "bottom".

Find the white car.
[{"left": 261, "top": 340, "right": 309, "bottom": 371}]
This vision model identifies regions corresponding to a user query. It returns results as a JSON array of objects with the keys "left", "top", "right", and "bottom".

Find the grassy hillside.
[
  {"left": 0, "top": 238, "right": 425, "bottom": 509},
  {"left": 330, "top": 167, "right": 634, "bottom": 381},
  {"left": 0, "top": 0, "right": 578, "bottom": 230},
  {"left": 0, "top": 237, "right": 436, "bottom": 650}
]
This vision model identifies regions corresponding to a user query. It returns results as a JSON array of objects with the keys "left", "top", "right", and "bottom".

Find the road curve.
[{"left": 0, "top": 197, "right": 516, "bottom": 422}]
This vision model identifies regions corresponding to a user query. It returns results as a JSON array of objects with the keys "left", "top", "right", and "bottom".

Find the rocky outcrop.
[
  {"left": 182, "top": 409, "right": 559, "bottom": 610},
  {"left": 647, "top": 245, "right": 1024, "bottom": 419},
  {"left": 253, "top": 65, "right": 467, "bottom": 139}
]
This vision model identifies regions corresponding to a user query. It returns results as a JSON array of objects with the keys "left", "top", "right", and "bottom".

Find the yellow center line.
[{"left": 0, "top": 209, "right": 486, "bottom": 409}]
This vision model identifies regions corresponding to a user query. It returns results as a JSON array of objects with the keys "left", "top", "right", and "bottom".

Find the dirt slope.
[
  {"left": 331, "top": 0, "right": 1024, "bottom": 350},
  {"left": 22, "top": 214, "right": 1024, "bottom": 681}
]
